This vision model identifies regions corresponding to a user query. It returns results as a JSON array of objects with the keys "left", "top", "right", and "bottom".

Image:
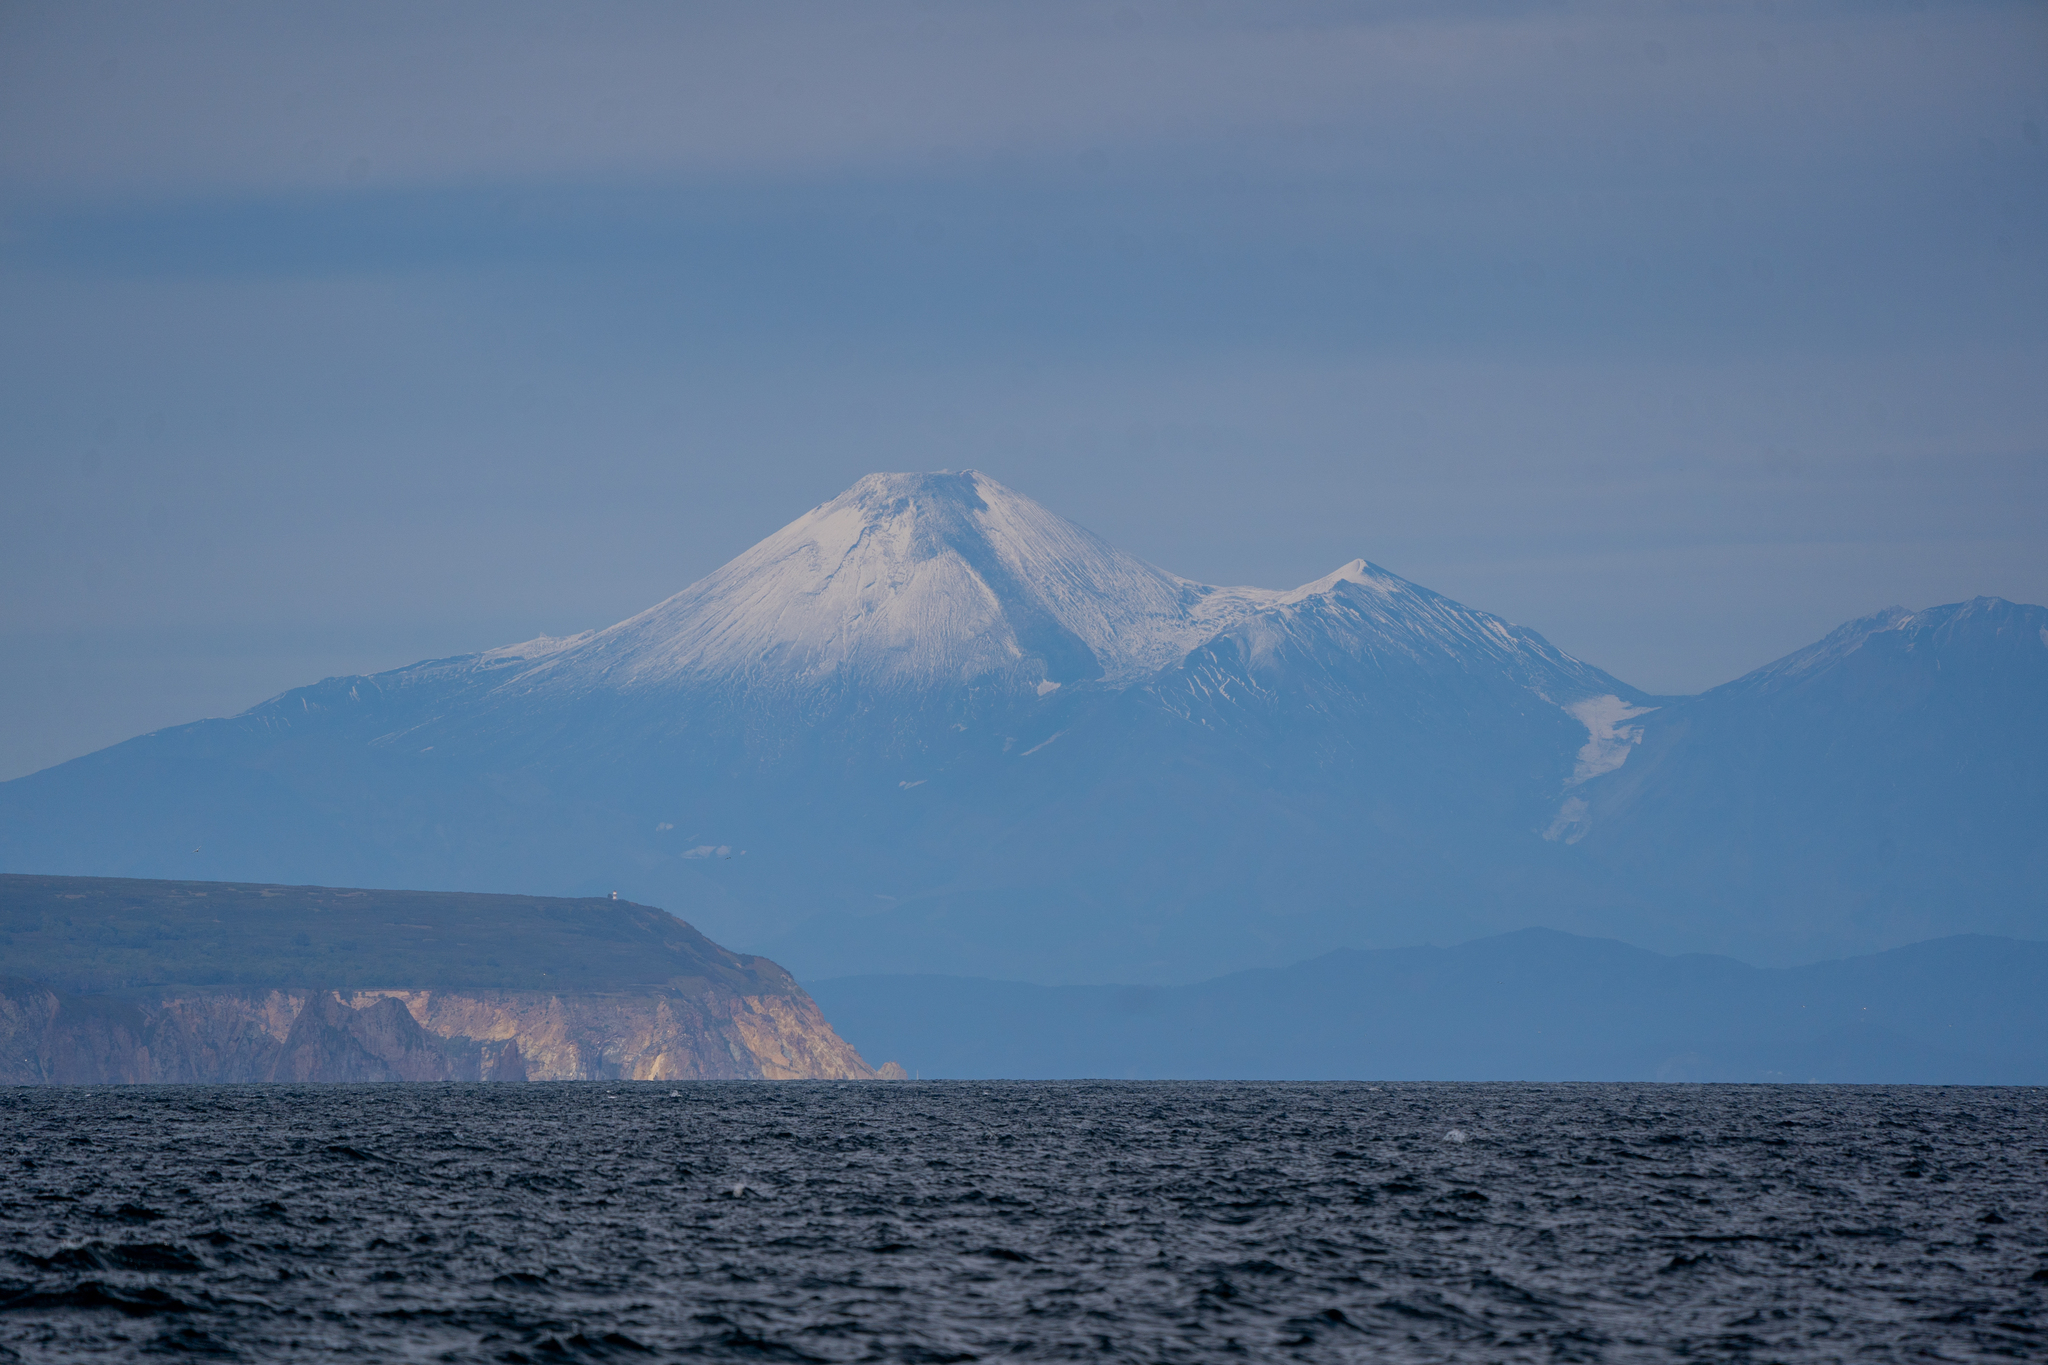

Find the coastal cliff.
[
  {"left": 0, "top": 874, "right": 903, "bottom": 1084},
  {"left": 0, "top": 980, "right": 888, "bottom": 1083}
]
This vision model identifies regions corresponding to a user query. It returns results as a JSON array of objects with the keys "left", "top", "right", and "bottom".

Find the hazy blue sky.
[{"left": 3, "top": 0, "right": 2044, "bottom": 780}]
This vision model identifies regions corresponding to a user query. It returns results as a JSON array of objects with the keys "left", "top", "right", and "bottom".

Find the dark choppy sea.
[{"left": 2, "top": 1083, "right": 2044, "bottom": 1362}]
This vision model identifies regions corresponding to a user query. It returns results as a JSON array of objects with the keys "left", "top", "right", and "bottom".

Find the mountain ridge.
[
  {"left": 2, "top": 473, "right": 2041, "bottom": 981},
  {"left": 807, "top": 928, "right": 2048, "bottom": 1082}
]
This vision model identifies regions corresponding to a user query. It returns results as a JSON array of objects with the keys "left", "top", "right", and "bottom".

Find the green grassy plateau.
[{"left": 0, "top": 874, "right": 792, "bottom": 997}]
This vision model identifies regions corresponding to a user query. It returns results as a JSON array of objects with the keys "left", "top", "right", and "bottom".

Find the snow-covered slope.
[{"left": 1174, "top": 558, "right": 1641, "bottom": 708}]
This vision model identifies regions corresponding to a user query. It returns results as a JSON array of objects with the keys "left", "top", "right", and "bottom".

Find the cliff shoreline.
[
  {"left": 0, "top": 979, "right": 900, "bottom": 1084},
  {"left": 0, "top": 875, "right": 905, "bottom": 1084}
]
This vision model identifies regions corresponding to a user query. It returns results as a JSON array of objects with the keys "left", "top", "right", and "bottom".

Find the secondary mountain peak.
[
  {"left": 1187, "top": 553, "right": 1646, "bottom": 712},
  {"left": 1714, "top": 596, "right": 2047, "bottom": 699},
  {"left": 1277, "top": 558, "right": 1381, "bottom": 604}
]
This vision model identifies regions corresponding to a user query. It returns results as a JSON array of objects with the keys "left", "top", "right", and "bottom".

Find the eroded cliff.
[
  {"left": 0, "top": 980, "right": 888, "bottom": 1083},
  {"left": 0, "top": 875, "right": 901, "bottom": 1084}
]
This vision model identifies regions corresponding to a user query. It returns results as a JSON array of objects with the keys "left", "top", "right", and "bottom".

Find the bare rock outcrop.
[
  {"left": 0, "top": 979, "right": 884, "bottom": 1084},
  {"left": 0, "top": 875, "right": 902, "bottom": 1085}
]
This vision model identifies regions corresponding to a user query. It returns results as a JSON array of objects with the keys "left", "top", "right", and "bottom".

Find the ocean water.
[{"left": 2, "top": 1083, "right": 2043, "bottom": 1362}]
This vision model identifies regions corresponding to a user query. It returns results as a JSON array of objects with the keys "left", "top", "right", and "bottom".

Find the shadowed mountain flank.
[{"left": 1555, "top": 596, "right": 2048, "bottom": 961}]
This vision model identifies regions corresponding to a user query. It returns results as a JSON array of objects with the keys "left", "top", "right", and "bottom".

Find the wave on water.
[{"left": 3, "top": 1082, "right": 2044, "bottom": 1362}]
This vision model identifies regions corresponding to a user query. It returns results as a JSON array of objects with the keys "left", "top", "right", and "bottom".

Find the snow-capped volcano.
[
  {"left": 473, "top": 471, "right": 1634, "bottom": 722},
  {"left": 494, "top": 470, "right": 1279, "bottom": 696}
]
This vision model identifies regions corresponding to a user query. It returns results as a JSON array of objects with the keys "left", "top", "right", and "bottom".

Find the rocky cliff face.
[
  {"left": 0, "top": 979, "right": 896, "bottom": 1084},
  {"left": 0, "top": 875, "right": 908, "bottom": 1084}
]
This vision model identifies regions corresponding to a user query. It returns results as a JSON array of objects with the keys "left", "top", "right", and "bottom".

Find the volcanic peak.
[
  {"left": 497, "top": 471, "right": 1274, "bottom": 696},
  {"left": 477, "top": 471, "right": 1631, "bottom": 713},
  {"left": 1712, "top": 596, "right": 2047, "bottom": 699}
]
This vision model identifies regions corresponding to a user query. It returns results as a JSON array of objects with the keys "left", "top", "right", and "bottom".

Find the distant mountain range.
[
  {"left": 2, "top": 471, "right": 2043, "bottom": 983},
  {"left": 808, "top": 930, "right": 2048, "bottom": 1083}
]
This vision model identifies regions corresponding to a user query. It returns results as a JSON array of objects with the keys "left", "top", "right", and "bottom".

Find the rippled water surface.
[{"left": 3, "top": 1083, "right": 2045, "bottom": 1362}]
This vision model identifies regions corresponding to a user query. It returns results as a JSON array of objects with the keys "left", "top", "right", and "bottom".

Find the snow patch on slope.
[
  {"left": 477, "top": 633, "right": 592, "bottom": 669},
  {"left": 1565, "top": 695, "right": 1656, "bottom": 785},
  {"left": 1543, "top": 796, "right": 1592, "bottom": 844}
]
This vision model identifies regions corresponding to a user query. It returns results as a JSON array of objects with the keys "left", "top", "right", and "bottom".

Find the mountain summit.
[
  {"left": 497, "top": 470, "right": 1280, "bottom": 697},
  {"left": 2, "top": 474, "right": 2040, "bottom": 980},
  {"left": 446, "top": 470, "right": 1639, "bottom": 725}
]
